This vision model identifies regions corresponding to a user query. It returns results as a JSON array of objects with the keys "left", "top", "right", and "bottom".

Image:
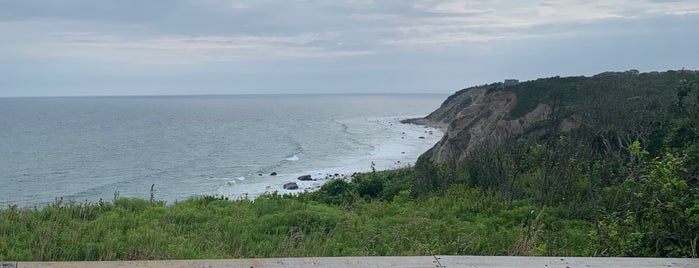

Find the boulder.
[
  {"left": 270, "top": 172, "right": 278, "bottom": 176},
  {"left": 297, "top": 174, "right": 312, "bottom": 181},
  {"left": 283, "top": 182, "right": 298, "bottom": 190}
]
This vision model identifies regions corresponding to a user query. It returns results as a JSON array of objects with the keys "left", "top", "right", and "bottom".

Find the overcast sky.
[{"left": 1, "top": 0, "right": 698, "bottom": 97}]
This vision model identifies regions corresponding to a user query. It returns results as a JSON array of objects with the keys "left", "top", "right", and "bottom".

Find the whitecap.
[
  {"left": 208, "top": 177, "right": 232, "bottom": 181},
  {"left": 237, "top": 176, "right": 246, "bottom": 181},
  {"left": 285, "top": 155, "right": 299, "bottom": 161}
]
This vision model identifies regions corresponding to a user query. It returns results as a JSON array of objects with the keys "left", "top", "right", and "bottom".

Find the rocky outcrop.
[
  {"left": 297, "top": 175, "right": 313, "bottom": 181},
  {"left": 283, "top": 182, "right": 298, "bottom": 190},
  {"left": 409, "top": 87, "right": 552, "bottom": 163}
]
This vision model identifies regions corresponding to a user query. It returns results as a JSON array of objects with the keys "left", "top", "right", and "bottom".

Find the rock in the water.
[
  {"left": 283, "top": 182, "right": 298, "bottom": 190},
  {"left": 297, "top": 174, "right": 312, "bottom": 181},
  {"left": 270, "top": 172, "right": 278, "bottom": 176}
]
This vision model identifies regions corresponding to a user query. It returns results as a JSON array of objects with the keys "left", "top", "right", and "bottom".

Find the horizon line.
[{"left": 0, "top": 91, "right": 454, "bottom": 99}]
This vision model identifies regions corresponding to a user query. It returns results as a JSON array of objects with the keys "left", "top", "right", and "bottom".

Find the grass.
[{"left": 0, "top": 183, "right": 595, "bottom": 261}]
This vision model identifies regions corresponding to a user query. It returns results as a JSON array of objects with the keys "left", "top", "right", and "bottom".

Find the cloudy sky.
[{"left": 1, "top": 0, "right": 698, "bottom": 97}]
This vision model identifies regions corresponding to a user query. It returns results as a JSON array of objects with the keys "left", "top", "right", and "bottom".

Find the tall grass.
[{"left": 0, "top": 183, "right": 594, "bottom": 261}]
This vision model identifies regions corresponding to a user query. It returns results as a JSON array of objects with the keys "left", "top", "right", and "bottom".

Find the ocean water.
[{"left": 0, "top": 94, "right": 446, "bottom": 207}]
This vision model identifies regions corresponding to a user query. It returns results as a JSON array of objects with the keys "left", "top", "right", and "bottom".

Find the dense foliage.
[
  {"left": 1, "top": 70, "right": 697, "bottom": 260},
  {"left": 428, "top": 71, "right": 699, "bottom": 257}
]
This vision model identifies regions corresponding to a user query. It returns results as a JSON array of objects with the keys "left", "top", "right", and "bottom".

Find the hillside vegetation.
[{"left": 1, "top": 70, "right": 698, "bottom": 260}]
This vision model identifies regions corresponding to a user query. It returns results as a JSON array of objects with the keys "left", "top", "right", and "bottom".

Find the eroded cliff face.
[{"left": 410, "top": 87, "right": 552, "bottom": 163}]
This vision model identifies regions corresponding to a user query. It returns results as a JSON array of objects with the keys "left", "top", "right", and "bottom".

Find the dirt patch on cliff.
[{"left": 422, "top": 89, "right": 551, "bottom": 163}]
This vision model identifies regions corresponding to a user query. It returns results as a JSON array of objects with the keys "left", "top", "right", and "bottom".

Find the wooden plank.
[
  {"left": 17, "top": 256, "right": 442, "bottom": 268},
  {"left": 435, "top": 255, "right": 698, "bottom": 268}
]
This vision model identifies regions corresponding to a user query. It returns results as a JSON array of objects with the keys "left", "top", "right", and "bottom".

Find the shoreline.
[
  {"left": 401, "top": 117, "right": 449, "bottom": 132},
  {"left": 217, "top": 116, "right": 445, "bottom": 200}
]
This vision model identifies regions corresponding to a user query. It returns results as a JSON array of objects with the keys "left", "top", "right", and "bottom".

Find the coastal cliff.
[
  {"left": 406, "top": 86, "right": 551, "bottom": 163},
  {"left": 407, "top": 70, "right": 699, "bottom": 164}
]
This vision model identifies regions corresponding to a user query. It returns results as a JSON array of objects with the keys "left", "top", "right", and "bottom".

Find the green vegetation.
[
  {"left": 1, "top": 70, "right": 698, "bottom": 260},
  {"left": 504, "top": 70, "right": 696, "bottom": 120},
  {"left": 0, "top": 179, "right": 595, "bottom": 261}
]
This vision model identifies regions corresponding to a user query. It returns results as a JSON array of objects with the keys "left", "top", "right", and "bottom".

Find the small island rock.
[
  {"left": 297, "top": 175, "right": 312, "bottom": 181},
  {"left": 283, "top": 182, "right": 298, "bottom": 190}
]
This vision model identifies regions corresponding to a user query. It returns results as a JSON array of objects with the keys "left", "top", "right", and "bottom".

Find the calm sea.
[{"left": 0, "top": 94, "right": 446, "bottom": 207}]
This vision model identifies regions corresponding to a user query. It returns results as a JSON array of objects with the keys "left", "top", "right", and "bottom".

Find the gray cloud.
[{"left": 0, "top": 0, "right": 697, "bottom": 96}]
